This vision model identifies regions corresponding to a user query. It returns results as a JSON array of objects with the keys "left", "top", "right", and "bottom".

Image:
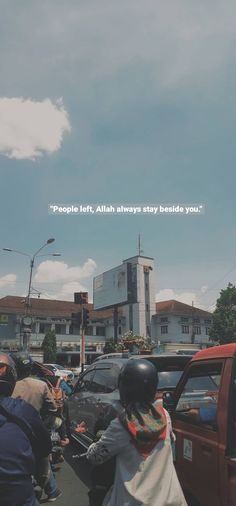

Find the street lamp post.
[
  {"left": 3, "top": 238, "right": 60, "bottom": 350},
  {"left": 25, "top": 238, "right": 55, "bottom": 311}
]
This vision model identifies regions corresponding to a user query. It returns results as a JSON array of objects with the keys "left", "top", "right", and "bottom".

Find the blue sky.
[{"left": 0, "top": 0, "right": 236, "bottom": 311}]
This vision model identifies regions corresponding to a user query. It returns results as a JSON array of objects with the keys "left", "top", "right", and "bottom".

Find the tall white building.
[
  {"left": 121, "top": 255, "right": 156, "bottom": 337},
  {"left": 0, "top": 255, "right": 214, "bottom": 358}
]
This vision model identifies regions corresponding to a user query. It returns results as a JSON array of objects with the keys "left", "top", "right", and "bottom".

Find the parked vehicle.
[
  {"left": 130, "top": 354, "right": 191, "bottom": 398},
  {"left": 68, "top": 354, "right": 190, "bottom": 449},
  {"left": 44, "top": 363, "right": 74, "bottom": 380},
  {"left": 175, "top": 349, "right": 199, "bottom": 356},
  {"left": 70, "top": 365, "right": 89, "bottom": 376},
  {"left": 68, "top": 358, "right": 126, "bottom": 448},
  {"left": 93, "top": 352, "right": 130, "bottom": 362},
  {"left": 164, "top": 344, "right": 236, "bottom": 506}
]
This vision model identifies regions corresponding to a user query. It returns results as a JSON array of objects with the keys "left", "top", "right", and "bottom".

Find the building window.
[
  {"left": 205, "top": 319, "right": 212, "bottom": 325},
  {"left": 96, "top": 327, "right": 105, "bottom": 336},
  {"left": 85, "top": 326, "right": 93, "bottom": 335},
  {"left": 39, "top": 323, "right": 45, "bottom": 334},
  {"left": 56, "top": 324, "right": 66, "bottom": 334},
  {"left": 160, "top": 317, "right": 168, "bottom": 323},
  {"left": 182, "top": 325, "right": 189, "bottom": 334},
  {"left": 181, "top": 317, "right": 189, "bottom": 323},
  {"left": 161, "top": 325, "right": 168, "bottom": 334},
  {"left": 146, "top": 304, "right": 149, "bottom": 311},
  {"left": 194, "top": 326, "right": 201, "bottom": 335},
  {"left": 69, "top": 324, "right": 74, "bottom": 335},
  {"left": 193, "top": 318, "right": 200, "bottom": 323},
  {"left": 118, "top": 326, "right": 122, "bottom": 335},
  {"left": 205, "top": 327, "right": 211, "bottom": 335}
]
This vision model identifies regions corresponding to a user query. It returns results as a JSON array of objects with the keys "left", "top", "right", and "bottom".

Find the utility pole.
[
  {"left": 80, "top": 325, "right": 85, "bottom": 373},
  {"left": 113, "top": 306, "right": 118, "bottom": 344},
  {"left": 81, "top": 305, "right": 89, "bottom": 372},
  {"left": 74, "top": 293, "right": 89, "bottom": 372},
  {"left": 191, "top": 301, "right": 195, "bottom": 344},
  {"left": 3, "top": 239, "right": 59, "bottom": 351}
]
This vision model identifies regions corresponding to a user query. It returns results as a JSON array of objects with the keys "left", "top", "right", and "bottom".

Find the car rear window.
[
  {"left": 90, "top": 365, "right": 120, "bottom": 394},
  {"left": 141, "top": 356, "right": 189, "bottom": 390},
  {"left": 145, "top": 356, "right": 190, "bottom": 371},
  {"left": 158, "top": 371, "right": 184, "bottom": 389}
]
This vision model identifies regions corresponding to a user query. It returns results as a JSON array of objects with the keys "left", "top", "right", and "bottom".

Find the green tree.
[
  {"left": 42, "top": 329, "right": 57, "bottom": 363},
  {"left": 210, "top": 283, "right": 236, "bottom": 344}
]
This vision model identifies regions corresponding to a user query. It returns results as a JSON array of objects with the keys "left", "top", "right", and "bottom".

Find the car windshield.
[
  {"left": 55, "top": 364, "right": 65, "bottom": 370},
  {"left": 158, "top": 371, "right": 183, "bottom": 389}
]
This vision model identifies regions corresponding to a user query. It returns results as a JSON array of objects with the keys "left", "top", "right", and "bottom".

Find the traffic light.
[
  {"left": 71, "top": 312, "right": 81, "bottom": 327},
  {"left": 74, "top": 292, "right": 88, "bottom": 304},
  {"left": 82, "top": 307, "right": 90, "bottom": 329}
]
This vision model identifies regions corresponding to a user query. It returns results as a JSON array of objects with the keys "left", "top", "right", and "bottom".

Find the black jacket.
[{"left": 0, "top": 396, "right": 51, "bottom": 506}]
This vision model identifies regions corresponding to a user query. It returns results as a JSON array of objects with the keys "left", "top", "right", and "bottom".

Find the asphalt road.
[{"left": 39, "top": 443, "right": 91, "bottom": 506}]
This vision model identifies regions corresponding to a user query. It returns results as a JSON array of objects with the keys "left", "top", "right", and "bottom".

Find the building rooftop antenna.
[{"left": 138, "top": 233, "right": 144, "bottom": 256}]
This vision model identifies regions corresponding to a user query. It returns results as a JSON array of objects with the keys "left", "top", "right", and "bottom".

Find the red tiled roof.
[
  {"left": 0, "top": 296, "right": 118, "bottom": 320},
  {"left": 155, "top": 299, "right": 212, "bottom": 317},
  {"left": 0, "top": 296, "right": 212, "bottom": 320}
]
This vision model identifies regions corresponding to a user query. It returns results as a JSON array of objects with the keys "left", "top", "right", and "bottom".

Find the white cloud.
[
  {"left": 11, "top": 1, "right": 236, "bottom": 95},
  {"left": 0, "top": 97, "right": 71, "bottom": 160},
  {"left": 48, "top": 281, "right": 89, "bottom": 302},
  {"left": 156, "top": 288, "right": 199, "bottom": 307},
  {"left": 0, "top": 274, "right": 17, "bottom": 289},
  {"left": 33, "top": 259, "right": 97, "bottom": 301},
  {"left": 1, "top": 1, "right": 235, "bottom": 111},
  {"left": 34, "top": 259, "right": 97, "bottom": 284}
]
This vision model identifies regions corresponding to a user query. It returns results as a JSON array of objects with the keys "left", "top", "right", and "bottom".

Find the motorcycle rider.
[
  {"left": 87, "top": 359, "right": 187, "bottom": 506},
  {"left": 0, "top": 353, "right": 52, "bottom": 506},
  {"left": 11, "top": 352, "right": 57, "bottom": 421},
  {"left": 11, "top": 352, "right": 62, "bottom": 502}
]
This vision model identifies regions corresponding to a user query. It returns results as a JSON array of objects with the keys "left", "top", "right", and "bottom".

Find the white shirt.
[{"left": 87, "top": 408, "right": 187, "bottom": 506}]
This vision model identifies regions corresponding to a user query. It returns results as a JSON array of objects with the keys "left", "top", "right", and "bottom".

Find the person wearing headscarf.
[{"left": 87, "top": 359, "right": 187, "bottom": 506}]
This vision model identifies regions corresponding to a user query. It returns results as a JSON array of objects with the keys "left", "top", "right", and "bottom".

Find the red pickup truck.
[{"left": 166, "top": 344, "right": 236, "bottom": 506}]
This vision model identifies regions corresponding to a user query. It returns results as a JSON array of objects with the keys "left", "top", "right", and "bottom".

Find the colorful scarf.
[{"left": 119, "top": 402, "right": 167, "bottom": 459}]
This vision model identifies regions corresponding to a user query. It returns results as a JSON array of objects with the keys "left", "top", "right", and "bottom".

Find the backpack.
[{"left": 46, "top": 378, "right": 65, "bottom": 412}]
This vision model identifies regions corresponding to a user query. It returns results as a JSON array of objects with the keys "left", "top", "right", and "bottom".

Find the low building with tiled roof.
[
  {"left": 0, "top": 295, "right": 116, "bottom": 320},
  {"left": 0, "top": 294, "right": 125, "bottom": 361},
  {"left": 0, "top": 253, "right": 215, "bottom": 363},
  {"left": 153, "top": 299, "right": 213, "bottom": 345},
  {"left": 0, "top": 293, "right": 213, "bottom": 356}
]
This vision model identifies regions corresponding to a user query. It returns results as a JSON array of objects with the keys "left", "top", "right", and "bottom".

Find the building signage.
[{"left": 93, "top": 262, "right": 137, "bottom": 310}]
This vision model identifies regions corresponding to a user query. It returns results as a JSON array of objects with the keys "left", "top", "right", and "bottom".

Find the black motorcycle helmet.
[
  {"left": 118, "top": 359, "right": 158, "bottom": 404},
  {"left": 11, "top": 351, "right": 33, "bottom": 380},
  {"left": 0, "top": 353, "right": 17, "bottom": 396}
]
